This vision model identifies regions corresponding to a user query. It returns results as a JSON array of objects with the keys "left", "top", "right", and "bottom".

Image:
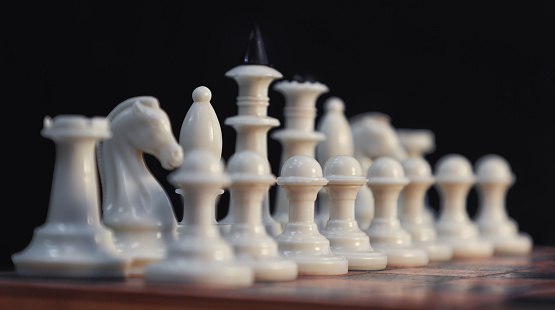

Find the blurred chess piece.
[
  {"left": 320, "top": 155, "right": 388, "bottom": 270},
  {"left": 143, "top": 150, "right": 254, "bottom": 287},
  {"left": 434, "top": 154, "right": 494, "bottom": 259},
  {"left": 400, "top": 157, "right": 453, "bottom": 262},
  {"left": 275, "top": 155, "right": 348, "bottom": 276},
  {"left": 473, "top": 154, "right": 532, "bottom": 255},
  {"left": 13, "top": 115, "right": 130, "bottom": 278},
  {"left": 98, "top": 97, "right": 183, "bottom": 276},
  {"left": 271, "top": 78, "right": 328, "bottom": 229},
  {"left": 364, "top": 156, "right": 429, "bottom": 267},
  {"left": 223, "top": 24, "right": 283, "bottom": 237},
  {"left": 314, "top": 97, "right": 354, "bottom": 230}
]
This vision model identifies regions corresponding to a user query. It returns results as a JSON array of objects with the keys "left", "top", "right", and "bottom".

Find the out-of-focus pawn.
[
  {"left": 224, "top": 150, "right": 298, "bottom": 282},
  {"left": 320, "top": 155, "right": 387, "bottom": 270},
  {"left": 400, "top": 157, "right": 453, "bottom": 262},
  {"left": 474, "top": 154, "right": 532, "bottom": 255},
  {"left": 434, "top": 154, "right": 494, "bottom": 259},
  {"left": 275, "top": 155, "right": 348, "bottom": 276},
  {"left": 144, "top": 150, "right": 253, "bottom": 287},
  {"left": 364, "top": 157, "right": 429, "bottom": 267},
  {"left": 315, "top": 97, "right": 355, "bottom": 230}
]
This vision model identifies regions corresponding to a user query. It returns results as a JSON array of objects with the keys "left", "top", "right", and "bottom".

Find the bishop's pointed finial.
[{"left": 243, "top": 23, "right": 270, "bottom": 66}]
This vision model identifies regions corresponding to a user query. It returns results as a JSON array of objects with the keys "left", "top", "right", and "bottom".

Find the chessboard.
[{"left": 1, "top": 247, "right": 554, "bottom": 310}]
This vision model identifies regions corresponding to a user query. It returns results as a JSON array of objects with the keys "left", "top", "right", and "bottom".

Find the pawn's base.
[
  {"left": 13, "top": 258, "right": 129, "bottom": 279},
  {"left": 249, "top": 258, "right": 298, "bottom": 282},
  {"left": 442, "top": 238, "right": 494, "bottom": 259},
  {"left": 487, "top": 233, "right": 533, "bottom": 256},
  {"left": 415, "top": 242, "right": 453, "bottom": 262},
  {"left": 293, "top": 256, "right": 349, "bottom": 276},
  {"left": 143, "top": 258, "right": 254, "bottom": 287},
  {"left": 373, "top": 245, "right": 429, "bottom": 267},
  {"left": 334, "top": 250, "right": 388, "bottom": 270}
]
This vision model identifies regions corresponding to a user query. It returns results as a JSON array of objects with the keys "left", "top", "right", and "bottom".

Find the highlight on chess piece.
[
  {"left": 222, "top": 24, "right": 283, "bottom": 237},
  {"left": 271, "top": 78, "right": 328, "bottom": 230},
  {"left": 320, "top": 155, "right": 388, "bottom": 270},
  {"left": 473, "top": 154, "right": 532, "bottom": 255},
  {"left": 275, "top": 155, "right": 349, "bottom": 276},
  {"left": 143, "top": 149, "right": 254, "bottom": 287},
  {"left": 364, "top": 156, "right": 429, "bottom": 267},
  {"left": 224, "top": 150, "right": 298, "bottom": 282},
  {"left": 399, "top": 156, "right": 453, "bottom": 262},
  {"left": 97, "top": 96, "right": 184, "bottom": 276},
  {"left": 314, "top": 97, "right": 354, "bottom": 230},
  {"left": 434, "top": 154, "right": 494, "bottom": 259},
  {"left": 12, "top": 115, "right": 130, "bottom": 278}
]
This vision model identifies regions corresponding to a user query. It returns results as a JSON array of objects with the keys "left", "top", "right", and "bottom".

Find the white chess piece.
[
  {"left": 97, "top": 97, "right": 183, "bottom": 276},
  {"left": 364, "top": 156, "right": 429, "bottom": 267},
  {"left": 224, "top": 57, "right": 283, "bottom": 237},
  {"left": 13, "top": 115, "right": 130, "bottom": 278},
  {"left": 434, "top": 154, "right": 494, "bottom": 258},
  {"left": 271, "top": 80, "right": 328, "bottom": 229},
  {"left": 320, "top": 155, "right": 388, "bottom": 270},
  {"left": 315, "top": 97, "right": 354, "bottom": 230},
  {"left": 143, "top": 150, "right": 254, "bottom": 287},
  {"left": 473, "top": 154, "right": 532, "bottom": 255},
  {"left": 397, "top": 128, "right": 436, "bottom": 224},
  {"left": 275, "top": 155, "right": 348, "bottom": 276},
  {"left": 178, "top": 86, "right": 226, "bottom": 233},
  {"left": 400, "top": 156, "right": 453, "bottom": 262},
  {"left": 224, "top": 150, "right": 298, "bottom": 282}
]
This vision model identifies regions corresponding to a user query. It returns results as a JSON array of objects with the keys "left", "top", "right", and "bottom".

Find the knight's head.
[{"left": 125, "top": 97, "right": 184, "bottom": 169}]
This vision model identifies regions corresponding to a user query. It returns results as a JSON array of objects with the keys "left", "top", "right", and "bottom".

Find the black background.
[{"left": 2, "top": 1, "right": 554, "bottom": 270}]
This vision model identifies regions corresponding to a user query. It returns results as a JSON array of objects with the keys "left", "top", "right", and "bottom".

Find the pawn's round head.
[
  {"left": 168, "top": 149, "right": 228, "bottom": 187},
  {"left": 323, "top": 155, "right": 367, "bottom": 184},
  {"left": 434, "top": 153, "right": 475, "bottom": 183},
  {"left": 277, "top": 155, "right": 328, "bottom": 185},
  {"left": 475, "top": 154, "right": 515, "bottom": 184},
  {"left": 192, "top": 86, "right": 212, "bottom": 103},
  {"left": 227, "top": 150, "right": 275, "bottom": 185},
  {"left": 402, "top": 156, "right": 435, "bottom": 183},
  {"left": 323, "top": 97, "right": 345, "bottom": 114},
  {"left": 367, "top": 156, "right": 409, "bottom": 185}
]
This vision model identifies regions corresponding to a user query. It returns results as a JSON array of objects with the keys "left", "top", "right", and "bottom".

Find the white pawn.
[
  {"left": 434, "top": 154, "right": 494, "bottom": 259},
  {"left": 143, "top": 150, "right": 254, "bottom": 287},
  {"left": 400, "top": 157, "right": 453, "bottom": 262},
  {"left": 275, "top": 155, "right": 348, "bottom": 276},
  {"left": 474, "top": 154, "right": 532, "bottom": 255},
  {"left": 364, "top": 156, "right": 429, "bottom": 267},
  {"left": 224, "top": 150, "right": 298, "bottom": 282},
  {"left": 315, "top": 97, "right": 354, "bottom": 230},
  {"left": 321, "top": 155, "right": 388, "bottom": 270},
  {"left": 13, "top": 116, "right": 130, "bottom": 278}
]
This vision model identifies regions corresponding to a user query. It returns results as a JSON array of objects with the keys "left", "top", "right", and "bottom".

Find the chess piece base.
[
  {"left": 374, "top": 245, "right": 429, "bottom": 267},
  {"left": 487, "top": 233, "right": 533, "bottom": 256},
  {"left": 441, "top": 238, "right": 494, "bottom": 259}
]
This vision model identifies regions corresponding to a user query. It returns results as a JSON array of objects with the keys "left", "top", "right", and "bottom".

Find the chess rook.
[
  {"left": 222, "top": 25, "right": 283, "bottom": 236},
  {"left": 474, "top": 154, "right": 532, "bottom": 255},
  {"left": 275, "top": 155, "right": 348, "bottom": 276},
  {"left": 320, "top": 155, "right": 387, "bottom": 270},
  {"left": 224, "top": 151, "right": 298, "bottom": 282},
  {"left": 143, "top": 150, "right": 254, "bottom": 287},
  {"left": 271, "top": 80, "right": 328, "bottom": 229},
  {"left": 13, "top": 115, "right": 130, "bottom": 278},
  {"left": 434, "top": 154, "right": 494, "bottom": 259},
  {"left": 364, "top": 156, "right": 429, "bottom": 267},
  {"left": 400, "top": 157, "right": 453, "bottom": 262}
]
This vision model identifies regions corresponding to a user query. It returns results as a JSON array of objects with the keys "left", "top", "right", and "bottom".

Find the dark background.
[{"left": 2, "top": 1, "right": 554, "bottom": 270}]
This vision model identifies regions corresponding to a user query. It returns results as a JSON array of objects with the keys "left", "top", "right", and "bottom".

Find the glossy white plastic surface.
[
  {"left": 224, "top": 151, "right": 298, "bottom": 282},
  {"left": 275, "top": 155, "right": 348, "bottom": 276},
  {"left": 320, "top": 155, "right": 387, "bottom": 270},
  {"left": 315, "top": 97, "right": 355, "bottom": 230},
  {"left": 400, "top": 156, "right": 453, "bottom": 262},
  {"left": 97, "top": 96, "right": 183, "bottom": 276},
  {"left": 223, "top": 64, "right": 282, "bottom": 237},
  {"left": 143, "top": 150, "right": 253, "bottom": 287},
  {"left": 271, "top": 80, "right": 328, "bottom": 229},
  {"left": 474, "top": 154, "right": 532, "bottom": 255},
  {"left": 364, "top": 157, "right": 429, "bottom": 267},
  {"left": 434, "top": 154, "right": 494, "bottom": 258},
  {"left": 13, "top": 115, "right": 130, "bottom": 278}
]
